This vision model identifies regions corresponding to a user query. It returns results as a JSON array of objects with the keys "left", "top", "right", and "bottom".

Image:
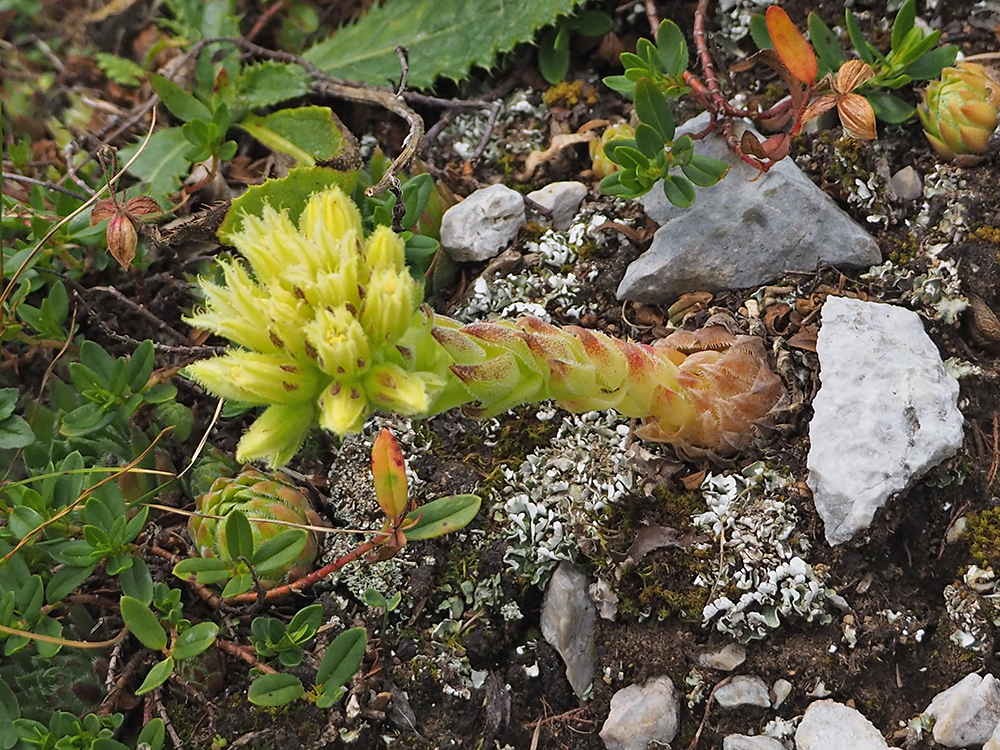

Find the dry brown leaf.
[
  {"left": 516, "top": 132, "right": 595, "bottom": 181},
  {"left": 786, "top": 329, "right": 818, "bottom": 352}
]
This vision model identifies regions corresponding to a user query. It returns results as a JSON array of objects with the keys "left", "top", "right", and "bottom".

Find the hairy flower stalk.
[
  {"left": 185, "top": 186, "right": 782, "bottom": 467},
  {"left": 918, "top": 62, "right": 1000, "bottom": 161}
]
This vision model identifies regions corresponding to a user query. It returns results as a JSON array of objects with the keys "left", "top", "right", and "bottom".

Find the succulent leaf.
[{"left": 918, "top": 62, "right": 1000, "bottom": 160}]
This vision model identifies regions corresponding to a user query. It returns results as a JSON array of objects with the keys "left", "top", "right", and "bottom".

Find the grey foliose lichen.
[
  {"left": 693, "top": 462, "right": 840, "bottom": 643},
  {"left": 494, "top": 410, "right": 633, "bottom": 586}
]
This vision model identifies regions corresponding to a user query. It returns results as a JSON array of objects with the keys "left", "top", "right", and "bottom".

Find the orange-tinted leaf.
[
  {"left": 371, "top": 428, "right": 408, "bottom": 519},
  {"left": 766, "top": 6, "right": 818, "bottom": 84},
  {"left": 760, "top": 133, "right": 791, "bottom": 160}
]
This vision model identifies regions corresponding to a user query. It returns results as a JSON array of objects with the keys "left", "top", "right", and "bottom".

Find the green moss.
[
  {"left": 966, "top": 507, "right": 1000, "bottom": 569},
  {"left": 542, "top": 80, "right": 597, "bottom": 108},
  {"left": 885, "top": 232, "right": 919, "bottom": 265}
]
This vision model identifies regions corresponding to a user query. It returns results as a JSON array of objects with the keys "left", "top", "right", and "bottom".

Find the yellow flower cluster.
[{"left": 185, "top": 187, "right": 445, "bottom": 467}]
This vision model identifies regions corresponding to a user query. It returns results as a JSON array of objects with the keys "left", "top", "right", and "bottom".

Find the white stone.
[
  {"left": 600, "top": 676, "right": 679, "bottom": 750},
  {"left": 983, "top": 717, "right": 1000, "bottom": 750},
  {"left": 541, "top": 561, "right": 595, "bottom": 700},
  {"left": 807, "top": 296, "right": 963, "bottom": 546},
  {"left": 724, "top": 735, "right": 787, "bottom": 750},
  {"left": 695, "top": 643, "right": 747, "bottom": 671},
  {"left": 890, "top": 166, "right": 923, "bottom": 201},
  {"left": 528, "top": 181, "right": 588, "bottom": 230},
  {"left": 925, "top": 673, "right": 1000, "bottom": 747},
  {"left": 794, "top": 700, "right": 888, "bottom": 750},
  {"left": 440, "top": 183, "right": 525, "bottom": 262},
  {"left": 715, "top": 675, "right": 772, "bottom": 708},
  {"left": 771, "top": 678, "right": 793, "bottom": 708},
  {"left": 617, "top": 113, "right": 879, "bottom": 303}
]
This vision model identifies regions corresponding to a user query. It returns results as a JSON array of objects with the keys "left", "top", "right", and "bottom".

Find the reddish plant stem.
[
  {"left": 226, "top": 534, "right": 389, "bottom": 604},
  {"left": 215, "top": 636, "right": 278, "bottom": 673}
]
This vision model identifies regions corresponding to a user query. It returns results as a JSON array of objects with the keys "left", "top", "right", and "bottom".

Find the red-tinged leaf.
[
  {"left": 371, "top": 428, "right": 408, "bottom": 519},
  {"left": 760, "top": 133, "right": 791, "bottom": 161},
  {"left": 766, "top": 6, "right": 818, "bottom": 84}
]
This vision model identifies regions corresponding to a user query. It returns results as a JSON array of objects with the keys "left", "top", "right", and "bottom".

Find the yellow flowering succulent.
[
  {"left": 186, "top": 181, "right": 783, "bottom": 468},
  {"left": 185, "top": 187, "right": 447, "bottom": 466}
]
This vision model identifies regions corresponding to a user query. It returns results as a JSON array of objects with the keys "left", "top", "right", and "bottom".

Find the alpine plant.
[
  {"left": 184, "top": 186, "right": 783, "bottom": 467},
  {"left": 918, "top": 62, "right": 1000, "bottom": 161}
]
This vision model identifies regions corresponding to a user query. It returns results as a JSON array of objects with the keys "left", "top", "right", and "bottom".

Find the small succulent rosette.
[
  {"left": 918, "top": 61, "right": 1000, "bottom": 161},
  {"left": 189, "top": 467, "right": 322, "bottom": 587}
]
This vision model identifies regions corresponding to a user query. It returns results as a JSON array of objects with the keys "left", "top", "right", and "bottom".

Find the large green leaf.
[
  {"left": 304, "top": 0, "right": 586, "bottom": 89},
  {"left": 238, "top": 106, "right": 355, "bottom": 166},
  {"left": 119, "top": 127, "right": 191, "bottom": 207}
]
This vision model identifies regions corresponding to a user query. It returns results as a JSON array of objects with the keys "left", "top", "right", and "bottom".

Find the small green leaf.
[
  {"left": 120, "top": 127, "right": 192, "bottom": 206},
  {"left": 151, "top": 75, "right": 212, "bottom": 123},
  {"left": 634, "top": 79, "right": 675, "bottom": 141},
  {"left": 135, "top": 656, "right": 174, "bottom": 695},
  {"left": 865, "top": 91, "right": 915, "bottom": 123},
  {"left": 221, "top": 573, "right": 254, "bottom": 598},
  {"left": 239, "top": 106, "right": 355, "bottom": 166},
  {"left": 118, "top": 558, "right": 153, "bottom": 605},
  {"left": 602, "top": 75, "right": 635, "bottom": 97},
  {"left": 890, "top": 0, "right": 915, "bottom": 52},
  {"left": 126, "top": 340, "right": 155, "bottom": 393},
  {"left": 682, "top": 154, "right": 730, "bottom": 186},
  {"left": 807, "top": 12, "right": 844, "bottom": 75},
  {"left": 232, "top": 61, "right": 311, "bottom": 111},
  {"left": 538, "top": 25, "right": 570, "bottom": 85},
  {"left": 656, "top": 20, "right": 688, "bottom": 77},
  {"left": 315, "top": 627, "right": 367, "bottom": 688},
  {"left": 634, "top": 123, "right": 665, "bottom": 158},
  {"left": 172, "top": 622, "right": 219, "bottom": 661},
  {"left": 251, "top": 529, "right": 307, "bottom": 574},
  {"left": 46, "top": 564, "right": 95, "bottom": 605},
  {"left": 172, "top": 557, "right": 234, "bottom": 585},
  {"left": 662, "top": 174, "right": 696, "bottom": 208},
  {"left": 749, "top": 14, "right": 772, "bottom": 50},
  {"left": 223, "top": 510, "right": 254, "bottom": 562},
  {"left": 95, "top": 53, "right": 147, "bottom": 87},
  {"left": 288, "top": 603, "right": 324, "bottom": 638},
  {"left": 121, "top": 596, "right": 167, "bottom": 651},
  {"left": 363, "top": 588, "right": 388, "bottom": 609},
  {"left": 137, "top": 718, "right": 165, "bottom": 750},
  {"left": 904, "top": 44, "right": 957, "bottom": 80},
  {"left": 248, "top": 673, "right": 304, "bottom": 707},
  {"left": 0, "top": 416, "right": 34, "bottom": 450},
  {"left": 844, "top": 9, "right": 875, "bottom": 65},
  {"left": 404, "top": 494, "right": 481, "bottom": 540}
]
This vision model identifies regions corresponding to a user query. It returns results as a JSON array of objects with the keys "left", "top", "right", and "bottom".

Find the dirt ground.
[{"left": 6, "top": 0, "right": 1000, "bottom": 748}]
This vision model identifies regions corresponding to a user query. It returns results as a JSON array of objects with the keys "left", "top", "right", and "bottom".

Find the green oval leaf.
[
  {"left": 662, "top": 174, "right": 696, "bottom": 208},
  {"left": 633, "top": 79, "right": 675, "bottom": 141},
  {"left": 315, "top": 627, "right": 367, "bottom": 689},
  {"left": 656, "top": 19, "right": 688, "bottom": 77},
  {"left": 150, "top": 75, "right": 212, "bottom": 123},
  {"left": 248, "top": 673, "right": 304, "bottom": 707},
  {"left": 135, "top": 656, "right": 174, "bottom": 696},
  {"left": 120, "top": 595, "right": 167, "bottom": 652},
  {"left": 251, "top": 529, "right": 307, "bottom": 573},
  {"left": 172, "top": 622, "right": 219, "bottom": 661},
  {"left": 404, "top": 494, "right": 481, "bottom": 540},
  {"left": 682, "top": 154, "right": 730, "bottom": 187}
]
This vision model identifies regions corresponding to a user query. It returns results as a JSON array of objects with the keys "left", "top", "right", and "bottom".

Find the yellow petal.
[
  {"left": 317, "top": 380, "right": 369, "bottom": 435},
  {"left": 236, "top": 403, "right": 317, "bottom": 467},
  {"left": 184, "top": 352, "right": 324, "bottom": 405}
]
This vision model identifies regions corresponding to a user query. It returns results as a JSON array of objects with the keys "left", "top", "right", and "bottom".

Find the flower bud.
[
  {"left": 361, "top": 266, "right": 417, "bottom": 346},
  {"left": 184, "top": 351, "right": 324, "bottom": 406},
  {"left": 304, "top": 305, "right": 370, "bottom": 379}
]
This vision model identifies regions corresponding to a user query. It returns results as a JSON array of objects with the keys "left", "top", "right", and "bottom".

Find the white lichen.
[
  {"left": 693, "top": 462, "right": 840, "bottom": 642},
  {"left": 492, "top": 410, "right": 634, "bottom": 586}
]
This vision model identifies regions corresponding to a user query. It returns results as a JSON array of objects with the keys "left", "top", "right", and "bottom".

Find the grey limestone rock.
[
  {"left": 807, "top": 296, "right": 963, "bottom": 546},
  {"left": 527, "top": 181, "right": 588, "bottom": 230},
  {"left": 715, "top": 675, "right": 772, "bottom": 708},
  {"left": 540, "top": 561, "right": 595, "bottom": 700},
  {"left": 795, "top": 700, "right": 888, "bottom": 750},
  {"left": 599, "top": 676, "right": 680, "bottom": 750},
  {"left": 925, "top": 673, "right": 1000, "bottom": 748},
  {"left": 617, "top": 113, "right": 880, "bottom": 303},
  {"left": 724, "top": 735, "right": 788, "bottom": 750},
  {"left": 695, "top": 643, "right": 747, "bottom": 671},
  {"left": 440, "top": 183, "right": 525, "bottom": 262}
]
